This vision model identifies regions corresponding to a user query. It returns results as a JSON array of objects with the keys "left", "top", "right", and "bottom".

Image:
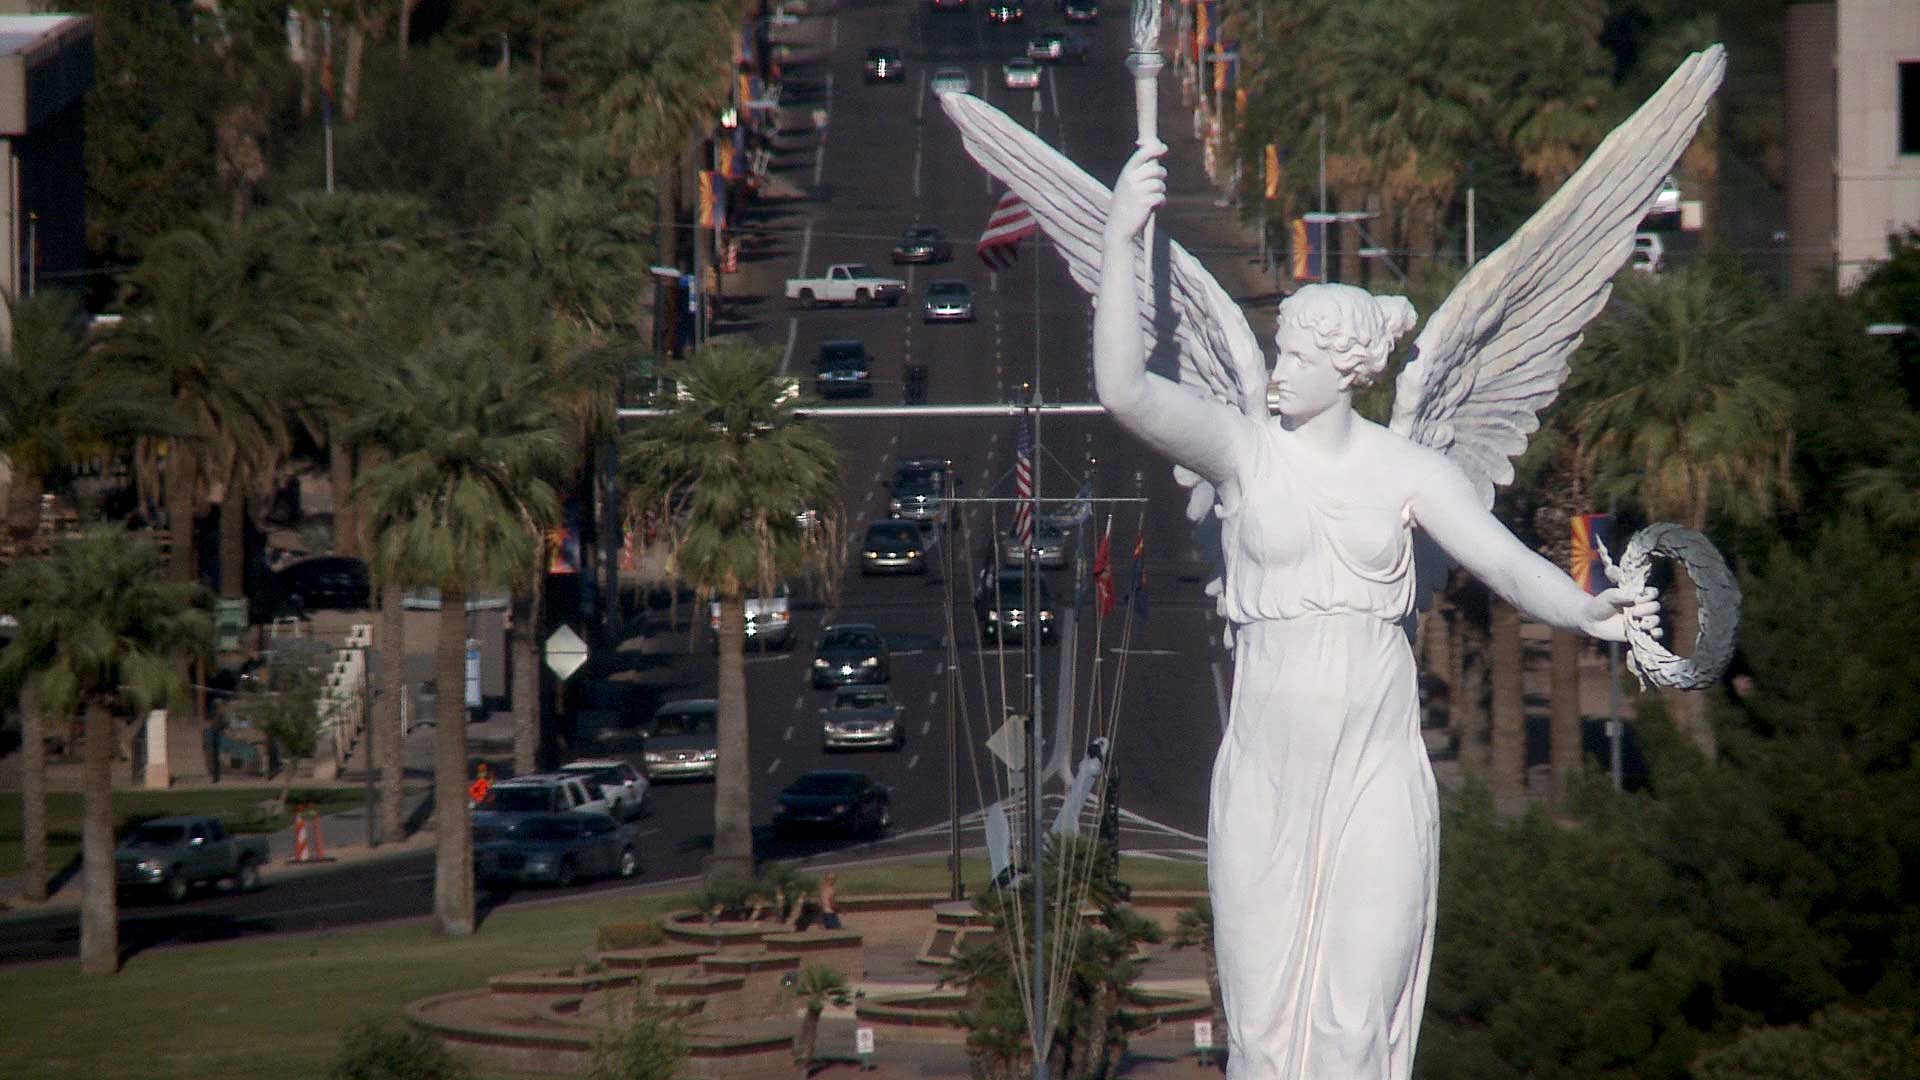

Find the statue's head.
[{"left": 1273, "top": 284, "right": 1417, "bottom": 392}]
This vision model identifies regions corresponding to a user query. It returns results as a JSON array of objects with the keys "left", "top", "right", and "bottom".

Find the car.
[
  {"left": 786, "top": 263, "right": 908, "bottom": 308},
  {"left": 772, "top": 769, "right": 892, "bottom": 837},
  {"left": 1629, "top": 232, "right": 1665, "bottom": 275},
  {"left": 274, "top": 556, "right": 370, "bottom": 615},
  {"left": 997, "top": 522, "right": 1069, "bottom": 569},
  {"left": 923, "top": 279, "right": 975, "bottom": 323},
  {"left": 820, "top": 685, "right": 907, "bottom": 751},
  {"left": 889, "top": 458, "right": 953, "bottom": 526},
  {"left": 560, "top": 758, "right": 651, "bottom": 819},
  {"left": 815, "top": 339, "right": 873, "bottom": 398},
  {"left": 812, "top": 622, "right": 890, "bottom": 688},
  {"left": 1062, "top": 0, "right": 1098, "bottom": 23},
  {"left": 864, "top": 46, "right": 904, "bottom": 82},
  {"left": 708, "top": 582, "right": 794, "bottom": 650},
  {"left": 475, "top": 813, "right": 640, "bottom": 887},
  {"left": 975, "top": 566, "right": 1056, "bottom": 644},
  {"left": 985, "top": 0, "right": 1024, "bottom": 24},
  {"left": 114, "top": 815, "right": 269, "bottom": 902},
  {"left": 862, "top": 519, "right": 929, "bottom": 575},
  {"left": 891, "top": 224, "right": 953, "bottom": 264},
  {"left": 1027, "top": 28, "right": 1087, "bottom": 62},
  {"left": 641, "top": 699, "right": 719, "bottom": 780},
  {"left": 1003, "top": 56, "right": 1042, "bottom": 90},
  {"left": 1648, "top": 174, "right": 1681, "bottom": 220},
  {"left": 931, "top": 66, "right": 972, "bottom": 95},
  {"left": 472, "top": 774, "right": 609, "bottom": 842}
]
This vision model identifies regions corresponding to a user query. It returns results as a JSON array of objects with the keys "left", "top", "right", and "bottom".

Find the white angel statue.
[{"left": 942, "top": 44, "right": 1726, "bottom": 1080}]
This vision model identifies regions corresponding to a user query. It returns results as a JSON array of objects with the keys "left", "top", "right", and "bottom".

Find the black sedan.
[
  {"left": 985, "top": 0, "right": 1024, "bottom": 24},
  {"left": 1063, "top": 0, "right": 1098, "bottom": 22},
  {"left": 772, "top": 770, "right": 892, "bottom": 838},
  {"left": 891, "top": 225, "right": 953, "bottom": 264},
  {"left": 274, "top": 556, "right": 370, "bottom": 614},
  {"left": 811, "top": 623, "right": 891, "bottom": 688},
  {"left": 864, "top": 46, "right": 904, "bottom": 82},
  {"left": 475, "top": 814, "right": 639, "bottom": 888},
  {"left": 861, "top": 520, "right": 929, "bottom": 576}
]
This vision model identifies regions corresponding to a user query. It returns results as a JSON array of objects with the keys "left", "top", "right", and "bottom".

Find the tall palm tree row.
[
  {"left": 0, "top": 532, "right": 209, "bottom": 974},
  {"left": 355, "top": 331, "right": 570, "bottom": 936},
  {"left": 623, "top": 345, "right": 841, "bottom": 882}
]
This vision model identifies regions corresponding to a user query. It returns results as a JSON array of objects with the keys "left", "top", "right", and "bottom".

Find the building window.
[{"left": 1903, "top": 61, "right": 1920, "bottom": 155}]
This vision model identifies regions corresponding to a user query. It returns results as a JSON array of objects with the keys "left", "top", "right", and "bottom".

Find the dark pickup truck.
[{"left": 114, "top": 815, "right": 270, "bottom": 902}]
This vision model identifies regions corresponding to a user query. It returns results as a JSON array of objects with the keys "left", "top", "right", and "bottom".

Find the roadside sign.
[
  {"left": 1193, "top": 1020, "right": 1213, "bottom": 1049},
  {"left": 984, "top": 713, "right": 1027, "bottom": 771},
  {"left": 545, "top": 625, "right": 589, "bottom": 680},
  {"left": 214, "top": 598, "right": 247, "bottom": 653},
  {"left": 465, "top": 639, "right": 482, "bottom": 709},
  {"left": 855, "top": 1026, "right": 875, "bottom": 1069}
]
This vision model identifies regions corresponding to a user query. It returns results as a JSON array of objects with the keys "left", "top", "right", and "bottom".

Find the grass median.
[{"left": 0, "top": 853, "right": 1204, "bottom": 1080}]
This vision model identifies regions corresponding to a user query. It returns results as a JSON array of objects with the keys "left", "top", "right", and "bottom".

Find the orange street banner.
[{"left": 1264, "top": 145, "right": 1280, "bottom": 199}]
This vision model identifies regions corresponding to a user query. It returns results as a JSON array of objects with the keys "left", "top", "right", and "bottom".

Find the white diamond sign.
[
  {"left": 544, "top": 625, "right": 589, "bottom": 681},
  {"left": 984, "top": 713, "right": 1027, "bottom": 771}
]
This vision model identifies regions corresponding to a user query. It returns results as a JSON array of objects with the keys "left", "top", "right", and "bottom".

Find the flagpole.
[{"left": 1023, "top": 387, "right": 1048, "bottom": 1080}]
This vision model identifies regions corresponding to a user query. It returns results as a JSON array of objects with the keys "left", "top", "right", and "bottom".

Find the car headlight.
[
  {"left": 137, "top": 859, "right": 164, "bottom": 874},
  {"left": 889, "top": 499, "right": 904, "bottom": 512},
  {"left": 813, "top": 658, "right": 828, "bottom": 667},
  {"left": 856, "top": 369, "right": 870, "bottom": 378},
  {"left": 831, "top": 803, "right": 849, "bottom": 814},
  {"left": 1040, "top": 611, "right": 1054, "bottom": 621},
  {"left": 644, "top": 751, "right": 665, "bottom": 763},
  {"left": 907, "top": 551, "right": 920, "bottom": 558},
  {"left": 769, "top": 611, "right": 790, "bottom": 624},
  {"left": 525, "top": 856, "right": 554, "bottom": 871},
  {"left": 862, "top": 656, "right": 880, "bottom": 667},
  {"left": 866, "top": 550, "right": 880, "bottom": 558},
  {"left": 695, "top": 749, "right": 717, "bottom": 762},
  {"left": 986, "top": 610, "right": 999, "bottom": 621}
]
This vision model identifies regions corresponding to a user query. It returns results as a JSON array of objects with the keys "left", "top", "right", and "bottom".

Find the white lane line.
[
  {"left": 927, "top": 691, "right": 938, "bottom": 706},
  {"left": 830, "top": 14, "right": 839, "bottom": 50},
  {"left": 780, "top": 317, "right": 799, "bottom": 374},
  {"left": 933, "top": 662, "right": 944, "bottom": 676},
  {"left": 767, "top": 757, "right": 783, "bottom": 775},
  {"left": 793, "top": 693, "right": 805, "bottom": 709},
  {"left": 908, "top": 754, "right": 921, "bottom": 770},
  {"left": 799, "top": 220, "right": 814, "bottom": 278},
  {"left": 920, "top": 720, "right": 931, "bottom": 736},
  {"left": 784, "top": 725, "right": 794, "bottom": 742},
  {"left": 812, "top": 72, "right": 833, "bottom": 186},
  {"left": 913, "top": 147, "right": 923, "bottom": 199},
  {"left": 915, "top": 69, "right": 928, "bottom": 122}
]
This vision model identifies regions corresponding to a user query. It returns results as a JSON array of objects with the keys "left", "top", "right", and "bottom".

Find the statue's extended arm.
[
  {"left": 1411, "top": 458, "right": 1659, "bottom": 643},
  {"left": 1095, "top": 142, "right": 1251, "bottom": 488}
]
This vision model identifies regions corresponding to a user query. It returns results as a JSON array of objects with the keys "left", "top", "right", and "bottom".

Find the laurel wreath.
[{"left": 1598, "top": 523, "right": 1742, "bottom": 691}]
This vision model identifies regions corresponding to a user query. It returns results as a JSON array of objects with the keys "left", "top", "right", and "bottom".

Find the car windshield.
[
  {"left": 125, "top": 823, "right": 187, "bottom": 846},
  {"left": 513, "top": 819, "right": 578, "bottom": 841},
  {"left": 994, "top": 574, "right": 1053, "bottom": 604},
  {"left": 928, "top": 282, "right": 968, "bottom": 296},
  {"left": 867, "top": 523, "right": 920, "bottom": 544},
  {"left": 787, "top": 773, "right": 863, "bottom": 796},
  {"left": 570, "top": 765, "right": 624, "bottom": 785},
  {"left": 904, "top": 227, "right": 938, "bottom": 240},
  {"left": 836, "top": 689, "right": 890, "bottom": 709},
  {"left": 843, "top": 264, "right": 878, "bottom": 278},
  {"left": 820, "top": 344, "right": 865, "bottom": 366},
  {"left": 653, "top": 707, "right": 717, "bottom": 736},
  {"left": 821, "top": 628, "right": 880, "bottom": 650},
  {"left": 483, "top": 787, "right": 554, "bottom": 813}
]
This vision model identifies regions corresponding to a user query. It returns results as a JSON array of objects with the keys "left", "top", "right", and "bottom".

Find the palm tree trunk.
[
  {"left": 218, "top": 491, "right": 245, "bottom": 600},
  {"left": 1489, "top": 600, "right": 1525, "bottom": 800},
  {"left": 343, "top": 24, "right": 366, "bottom": 122},
  {"left": 4, "top": 465, "right": 42, "bottom": 541},
  {"left": 710, "top": 592, "right": 753, "bottom": 882},
  {"left": 377, "top": 584, "right": 406, "bottom": 843},
  {"left": 19, "top": 680, "right": 47, "bottom": 902},
  {"left": 511, "top": 578, "right": 539, "bottom": 776},
  {"left": 1663, "top": 575, "right": 1715, "bottom": 760},
  {"left": 433, "top": 587, "right": 474, "bottom": 935},
  {"left": 398, "top": 0, "right": 419, "bottom": 55},
  {"left": 79, "top": 702, "right": 118, "bottom": 975},
  {"left": 167, "top": 448, "right": 196, "bottom": 584},
  {"left": 1549, "top": 628, "right": 1582, "bottom": 806},
  {"left": 329, "top": 423, "right": 357, "bottom": 558}
]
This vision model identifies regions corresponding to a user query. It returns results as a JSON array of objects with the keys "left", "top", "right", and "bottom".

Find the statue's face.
[{"left": 1268, "top": 321, "right": 1346, "bottom": 423}]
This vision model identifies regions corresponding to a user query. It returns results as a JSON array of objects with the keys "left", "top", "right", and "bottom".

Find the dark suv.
[
  {"left": 975, "top": 567, "right": 1056, "bottom": 644},
  {"left": 864, "top": 46, "right": 904, "bottom": 82},
  {"left": 815, "top": 339, "right": 873, "bottom": 398}
]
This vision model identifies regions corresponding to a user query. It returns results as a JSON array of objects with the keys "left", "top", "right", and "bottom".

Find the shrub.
[
  {"left": 328, "top": 1018, "right": 472, "bottom": 1080},
  {"left": 586, "top": 995, "right": 686, "bottom": 1080},
  {"left": 597, "top": 917, "right": 667, "bottom": 950}
]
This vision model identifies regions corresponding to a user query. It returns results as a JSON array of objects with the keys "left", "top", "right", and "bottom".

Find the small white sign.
[
  {"left": 464, "top": 639, "right": 482, "bottom": 709},
  {"left": 855, "top": 1026, "right": 875, "bottom": 1055},
  {"left": 544, "top": 625, "right": 589, "bottom": 680},
  {"left": 1193, "top": 1020, "right": 1214, "bottom": 1050}
]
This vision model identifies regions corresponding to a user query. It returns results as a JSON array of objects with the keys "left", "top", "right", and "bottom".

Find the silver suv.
[
  {"left": 642, "top": 699, "right": 719, "bottom": 780},
  {"left": 889, "top": 458, "right": 952, "bottom": 526}
]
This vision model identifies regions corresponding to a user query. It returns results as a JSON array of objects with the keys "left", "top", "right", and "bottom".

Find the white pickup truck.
[{"left": 786, "top": 264, "right": 908, "bottom": 308}]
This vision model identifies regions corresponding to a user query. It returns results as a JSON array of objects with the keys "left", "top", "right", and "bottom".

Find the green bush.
[
  {"left": 328, "top": 1018, "right": 472, "bottom": 1080},
  {"left": 596, "top": 917, "right": 667, "bottom": 951},
  {"left": 586, "top": 996, "right": 686, "bottom": 1080}
]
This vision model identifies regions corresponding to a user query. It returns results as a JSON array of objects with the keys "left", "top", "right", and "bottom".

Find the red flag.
[
  {"left": 1091, "top": 525, "right": 1115, "bottom": 617},
  {"left": 977, "top": 191, "right": 1036, "bottom": 270}
]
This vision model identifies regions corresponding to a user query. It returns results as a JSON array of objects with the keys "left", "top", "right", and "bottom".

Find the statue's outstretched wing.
[{"left": 1389, "top": 45, "right": 1726, "bottom": 507}]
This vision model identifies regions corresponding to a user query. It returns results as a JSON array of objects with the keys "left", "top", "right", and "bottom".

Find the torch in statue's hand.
[{"left": 1126, "top": 0, "right": 1164, "bottom": 149}]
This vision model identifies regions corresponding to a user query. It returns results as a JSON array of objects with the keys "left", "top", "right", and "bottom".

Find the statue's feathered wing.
[{"left": 1389, "top": 46, "right": 1726, "bottom": 507}]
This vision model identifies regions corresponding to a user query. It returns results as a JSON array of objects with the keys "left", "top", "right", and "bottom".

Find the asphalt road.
[{"left": 0, "top": 0, "right": 1245, "bottom": 966}]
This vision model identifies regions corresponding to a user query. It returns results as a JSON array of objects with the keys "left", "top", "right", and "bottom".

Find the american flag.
[
  {"left": 977, "top": 191, "right": 1037, "bottom": 270},
  {"left": 1013, "top": 414, "right": 1034, "bottom": 547}
]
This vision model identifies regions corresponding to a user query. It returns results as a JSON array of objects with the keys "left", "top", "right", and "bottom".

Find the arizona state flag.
[{"left": 1571, "top": 513, "right": 1613, "bottom": 595}]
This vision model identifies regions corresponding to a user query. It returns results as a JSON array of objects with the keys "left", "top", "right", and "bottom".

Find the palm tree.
[
  {"left": 1170, "top": 898, "right": 1223, "bottom": 1028},
  {"left": 0, "top": 531, "right": 208, "bottom": 973},
  {"left": 1571, "top": 262, "right": 1796, "bottom": 759},
  {"left": 789, "top": 962, "right": 851, "bottom": 1076},
  {"left": 622, "top": 344, "right": 841, "bottom": 882},
  {"left": 355, "top": 337, "right": 568, "bottom": 935}
]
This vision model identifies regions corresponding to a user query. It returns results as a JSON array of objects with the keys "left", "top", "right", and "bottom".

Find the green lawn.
[
  {"left": 1, "top": 787, "right": 379, "bottom": 879},
  {"left": 0, "top": 855, "right": 1205, "bottom": 1080}
]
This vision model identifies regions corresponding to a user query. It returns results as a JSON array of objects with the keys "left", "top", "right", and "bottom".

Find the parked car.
[
  {"left": 709, "top": 582, "right": 794, "bottom": 650},
  {"left": 1630, "top": 232, "right": 1665, "bottom": 275},
  {"left": 475, "top": 814, "right": 640, "bottom": 887},
  {"left": 985, "top": 0, "right": 1024, "bottom": 25},
  {"left": 1647, "top": 174, "right": 1681, "bottom": 221},
  {"left": 889, "top": 458, "right": 953, "bottom": 526},
  {"left": 820, "top": 685, "right": 907, "bottom": 751},
  {"left": 472, "top": 773, "right": 609, "bottom": 841},
  {"left": 923, "top": 279, "right": 975, "bottom": 323},
  {"left": 998, "top": 522, "right": 1069, "bottom": 569},
  {"left": 1027, "top": 28, "right": 1087, "bottom": 62},
  {"left": 816, "top": 339, "right": 874, "bottom": 398},
  {"left": 642, "top": 699, "right": 719, "bottom": 780},
  {"left": 892, "top": 224, "right": 953, "bottom": 264},
  {"left": 812, "top": 623, "right": 891, "bottom": 688},
  {"left": 975, "top": 567, "right": 1056, "bottom": 644},
  {"left": 772, "top": 770, "right": 892, "bottom": 837},
  {"left": 560, "top": 758, "right": 651, "bottom": 819},
  {"left": 864, "top": 45, "right": 904, "bottom": 82},
  {"left": 1003, "top": 56, "right": 1042, "bottom": 90},
  {"left": 861, "top": 519, "right": 929, "bottom": 575},
  {"left": 114, "top": 815, "right": 269, "bottom": 903},
  {"left": 274, "top": 556, "right": 370, "bottom": 615},
  {"left": 1062, "top": 0, "right": 1098, "bottom": 23},
  {"left": 931, "top": 66, "right": 972, "bottom": 95}
]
